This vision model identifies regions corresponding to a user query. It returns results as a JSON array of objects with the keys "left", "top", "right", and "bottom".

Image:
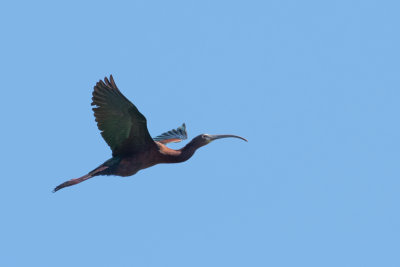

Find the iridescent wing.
[
  {"left": 91, "top": 75, "right": 157, "bottom": 156},
  {"left": 153, "top": 123, "right": 188, "bottom": 144}
]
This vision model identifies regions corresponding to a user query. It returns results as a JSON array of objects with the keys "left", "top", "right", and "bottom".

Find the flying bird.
[{"left": 53, "top": 75, "right": 247, "bottom": 192}]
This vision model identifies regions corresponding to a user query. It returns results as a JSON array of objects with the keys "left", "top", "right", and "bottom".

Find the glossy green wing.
[
  {"left": 91, "top": 75, "right": 156, "bottom": 156},
  {"left": 153, "top": 123, "right": 188, "bottom": 144}
]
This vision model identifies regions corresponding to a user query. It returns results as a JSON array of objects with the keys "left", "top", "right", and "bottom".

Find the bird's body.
[
  {"left": 103, "top": 142, "right": 194, "bottom": 177},
  {"left": 54, "top": 75, "right": 246, "bottom": 192}
]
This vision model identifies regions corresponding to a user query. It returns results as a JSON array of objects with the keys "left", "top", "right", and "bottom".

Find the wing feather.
[
  {"left": 91, "top": 75, "right": 156, "bottom": 156},
  {"left": 153, "top": 123, "right": 188, "bottom": 144}
]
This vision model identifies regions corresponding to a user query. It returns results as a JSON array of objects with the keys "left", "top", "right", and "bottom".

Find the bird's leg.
[{"left": 53, "top": 166, "right": 109, "bottom": 192}]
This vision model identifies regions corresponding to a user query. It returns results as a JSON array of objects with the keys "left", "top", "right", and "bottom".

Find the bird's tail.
[{"left": 53, "top": 165, "right": 109, "bottom": 192}]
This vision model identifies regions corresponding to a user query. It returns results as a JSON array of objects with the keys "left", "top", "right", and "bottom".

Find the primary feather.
[{"left": 153, "top": 123, "right": 188, "bottom": 144}]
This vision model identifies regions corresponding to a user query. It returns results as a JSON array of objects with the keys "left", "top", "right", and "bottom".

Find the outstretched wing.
[
  {"left": 91, "top": 75, "right": 156, "bottom": 156},
  {"left": 153, "top": 123, "right": 188, "bottom": 144}
]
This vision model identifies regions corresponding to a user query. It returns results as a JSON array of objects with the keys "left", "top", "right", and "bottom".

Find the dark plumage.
[{"left": 53, "top": 75, "right": 247, "bottom": 192}]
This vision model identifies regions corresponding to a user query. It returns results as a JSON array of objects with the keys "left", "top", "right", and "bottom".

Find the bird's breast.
[{"left": 115, "top": 151, "right": 160, "bottom": 177}]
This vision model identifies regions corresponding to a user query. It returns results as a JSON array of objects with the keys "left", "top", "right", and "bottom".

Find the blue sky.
[{"left": 1, "top": 0, "right": 399, "bottom": 266}]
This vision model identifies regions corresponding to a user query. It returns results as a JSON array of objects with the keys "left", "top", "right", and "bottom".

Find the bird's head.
[{"left": 191, "top": 134, "right": 248, "bottom": 148}]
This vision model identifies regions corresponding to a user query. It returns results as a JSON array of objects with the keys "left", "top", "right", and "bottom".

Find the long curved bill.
[{"left": 209, "top": 134, "right": 248, "bottom": 142}]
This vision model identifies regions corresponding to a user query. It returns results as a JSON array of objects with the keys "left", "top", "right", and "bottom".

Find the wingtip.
[
  {"left": 104, "top": 74, "right": 117, "bottom": 89},
  {"left": 181, "top": 123, "right": 188, "bottom": 139},
  {"left": 109, "top": 74, "right": 118, "bottom": 88}
]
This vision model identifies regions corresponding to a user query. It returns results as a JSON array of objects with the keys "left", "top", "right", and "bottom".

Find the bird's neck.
[
  {"left": 158, "top": 140, "right": 200, "bottom": 163},
  {"left": 177, "top": 141, "right": 199, "bottom": 162}
]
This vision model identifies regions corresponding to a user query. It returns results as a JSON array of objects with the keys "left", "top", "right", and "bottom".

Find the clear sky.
[{"left": 1, "top": 0, "right": 399, "bottom": 266}]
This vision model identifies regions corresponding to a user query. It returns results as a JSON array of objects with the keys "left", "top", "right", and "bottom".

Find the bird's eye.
[{"left": 202, "top": 135, "right": 209, "bottom": 139}]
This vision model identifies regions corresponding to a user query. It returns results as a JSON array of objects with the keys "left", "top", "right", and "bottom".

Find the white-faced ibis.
[{"left": 53, "top": 75, "right": 247, "bottom": 192}]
